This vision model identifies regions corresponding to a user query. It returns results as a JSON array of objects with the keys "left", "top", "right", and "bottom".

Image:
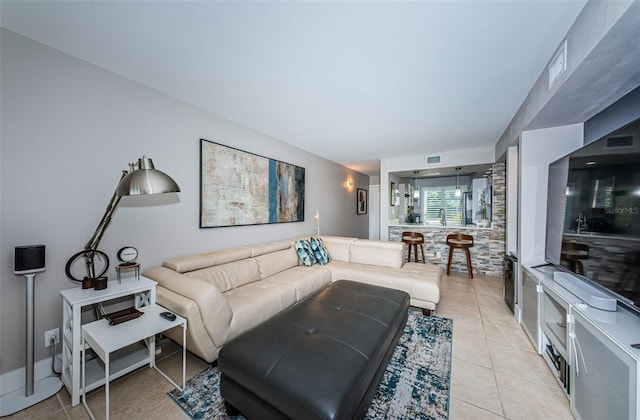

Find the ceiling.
[{"left": 0, "top": 1, "right": 589, "bottom": 175}]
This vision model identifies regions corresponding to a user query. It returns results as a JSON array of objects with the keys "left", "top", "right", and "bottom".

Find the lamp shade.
[{"left": 116, "top": 157, "right": 180, "bottom": 196}]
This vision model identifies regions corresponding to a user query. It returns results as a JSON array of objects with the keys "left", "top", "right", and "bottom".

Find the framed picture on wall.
[
  {"left": 390, "top": 182, "right": 395, "bottom": 206},
  {"left": 357, "top": 188, "right": 367, "bottom": 215},
  {"left": 200, "top": 139, "right": 305, "bottom": 227}
]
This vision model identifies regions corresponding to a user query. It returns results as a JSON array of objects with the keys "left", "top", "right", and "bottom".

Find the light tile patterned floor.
[
  {"left": 6, "top": 272, "right": 573, "bottom": 419},
  {"left": 441, "top": 272, "right": 572, "bottom": 419}
]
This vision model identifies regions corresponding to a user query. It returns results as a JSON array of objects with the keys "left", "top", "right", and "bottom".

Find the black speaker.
[{"left": 15, "top": 245, "right": 46, "bottom": 273}]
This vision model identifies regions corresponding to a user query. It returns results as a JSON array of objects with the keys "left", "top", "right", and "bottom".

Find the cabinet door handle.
[{"left": 569, "top": 331, "right": 589, "bottom": 378}]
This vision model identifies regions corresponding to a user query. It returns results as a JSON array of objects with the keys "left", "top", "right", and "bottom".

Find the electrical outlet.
[
  {"left": 44, "top": 328, "right": 59, "bottom": 347},
  {"left": 435, "top": 251, "right": 442, "bottom": 258}
]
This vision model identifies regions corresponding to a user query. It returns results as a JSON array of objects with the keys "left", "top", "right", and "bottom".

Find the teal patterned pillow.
[
  {"left": 310, "top": 237, "right": 331, "bottom": 265},
  {"left": 295, "top": 240, "right": 316, "bottom": 267}
]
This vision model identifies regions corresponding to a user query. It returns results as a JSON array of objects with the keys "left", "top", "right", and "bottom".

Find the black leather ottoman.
[{"left": 218, "top": 280, "right": 410, "bottom": 420}]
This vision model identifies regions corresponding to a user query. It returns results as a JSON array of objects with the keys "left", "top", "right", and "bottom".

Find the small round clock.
[{"left": 116, "top": 246, "right": 138, "bottom": 266}]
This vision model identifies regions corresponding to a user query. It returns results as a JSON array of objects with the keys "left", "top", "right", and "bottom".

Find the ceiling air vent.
[
  {"left": 425, "top": 154, "right": 442, "bottom": 165},
  {"left": 605, "top": 135, "right": 634, "bottom": 149}
]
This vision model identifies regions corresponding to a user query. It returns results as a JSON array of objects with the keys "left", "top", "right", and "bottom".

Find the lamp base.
[{"left": 0, "top": 376, "right": 62, "bottom": 416}]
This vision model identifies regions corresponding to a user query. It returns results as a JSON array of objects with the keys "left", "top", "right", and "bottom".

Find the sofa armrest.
[
  {"left": 143, "top": 266, "right": 233, "bottom": 347},
  {"left": 156, "top": 287, "right": 219, "bottom": 363}
]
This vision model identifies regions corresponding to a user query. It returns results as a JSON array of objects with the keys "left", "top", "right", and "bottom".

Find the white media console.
[{"left": 521, "top": 263, "right": 640, "bottom": 420}]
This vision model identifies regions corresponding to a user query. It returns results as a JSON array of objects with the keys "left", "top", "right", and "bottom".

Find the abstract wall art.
[
  {"left": 200, "top": 139, "right": 305, "bottom": 228},
  {"left": 357, "top": 188, "right": 367, "bottom": 215}
]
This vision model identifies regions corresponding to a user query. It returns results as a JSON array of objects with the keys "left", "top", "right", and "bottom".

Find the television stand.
[{"left": 522, "top": 264, "right": 640, "bottom": 419}]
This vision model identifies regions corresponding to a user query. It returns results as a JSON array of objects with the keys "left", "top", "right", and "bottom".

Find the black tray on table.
[{"left": 104, "top": 307, "right": 143, "bottom": 325}]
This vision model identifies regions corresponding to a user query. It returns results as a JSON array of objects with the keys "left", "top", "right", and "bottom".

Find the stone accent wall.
[
  {"left": 389, "top": 163, "right": 506, "bottom": 278},
  {"left": 489, "top": 162, "right": 506, "bottom": 278}
]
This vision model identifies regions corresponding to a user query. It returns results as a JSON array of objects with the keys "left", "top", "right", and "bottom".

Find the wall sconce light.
[
  {"left": 346, "top": 179, "right": 354, "bottom": 188},
  {"left": 315, "top": 209, "right": 320, "bottom": 235},
  {"left": 454, "top": 167, "right": 462, "bottom": 197}
]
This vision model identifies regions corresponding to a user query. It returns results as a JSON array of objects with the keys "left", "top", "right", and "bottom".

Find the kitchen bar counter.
[
  {"left": 390, "top": 224, "right": 504, "bottom": 277},
  {"left": 564, "top": 232, "right": 640, "bottom": 241}
]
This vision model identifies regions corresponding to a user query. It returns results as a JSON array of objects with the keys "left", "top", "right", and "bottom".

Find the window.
[
  {"left": 423, "top": 186, "right": 463, "bottom": 224},
  {"left": 591, "top": 176, "right": 615, "bottom": 208}
]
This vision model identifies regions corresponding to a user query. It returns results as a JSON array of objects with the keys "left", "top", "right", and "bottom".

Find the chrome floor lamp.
[{"left": 65, "top": 156, "right": 181, "bottom": 284}]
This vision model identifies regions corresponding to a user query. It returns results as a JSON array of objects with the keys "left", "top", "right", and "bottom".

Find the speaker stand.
[{"left": 0, "top": 272, "right": 62, "bottom": 416}]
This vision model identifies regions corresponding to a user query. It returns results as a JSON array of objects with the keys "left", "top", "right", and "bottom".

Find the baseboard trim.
[{"left": 0, "top": 355, "right": 60, "bottom": 397}]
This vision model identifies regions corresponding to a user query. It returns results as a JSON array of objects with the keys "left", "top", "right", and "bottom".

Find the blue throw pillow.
[
  {"left": 295, "top": 240, "right": 316, "bottom": 267},
  {"left": 310, "top": 237, "right": 331, "bottom": 265}
]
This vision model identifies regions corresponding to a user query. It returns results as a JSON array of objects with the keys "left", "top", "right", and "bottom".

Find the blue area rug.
[{"left": 168, "top": 309, "right": 452, "bottom": 419}]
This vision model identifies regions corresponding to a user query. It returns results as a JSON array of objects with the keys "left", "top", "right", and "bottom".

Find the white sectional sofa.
[{"left": 143, "top": 236, "right": 443, "bottom": 363}]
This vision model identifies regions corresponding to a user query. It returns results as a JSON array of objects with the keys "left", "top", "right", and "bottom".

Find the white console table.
[
  {"left": 59, "top": 276, "right": 157, "bottom": 406},
  {"left": 522, "top": 264, "right": 640, "bottom": 419},
  {"left": 82, "top": 304, "right": 186, "bottom": 419}
]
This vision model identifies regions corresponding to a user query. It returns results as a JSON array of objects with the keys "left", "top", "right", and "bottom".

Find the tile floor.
[
  {"left": 439, "top": 272, "right": 572, "bottom": 419},
  {"left": 6, "top": 272, "right": 573, "bottom": 419}
]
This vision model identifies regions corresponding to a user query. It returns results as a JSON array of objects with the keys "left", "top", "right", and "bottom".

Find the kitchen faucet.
[
  {"left": 439, "top": 208, "right": 446, "bottom": 226},
  {"left": 576, "top": 212, "right": 586, "bottom": 233}
]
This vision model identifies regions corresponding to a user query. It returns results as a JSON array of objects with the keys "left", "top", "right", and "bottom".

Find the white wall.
[
  {"left": 0, "top": 29, "right": 368, "bottom": 375},
  {"left": 514, "top": 124, "right": 582, "bottom": 323},
  {"left": 368, "top": 185, "right": 380, "bottom": 240},
  {"left": 495, "top": 0, "right": 638, "bottom": 158},
  {"left": 379, "top": 145, "right": 494, "bottom": 240},
  {"left": 506, "top": 145, "right": 519, "bottom": 255},
  {"left": 518, "top": 124, "right": 583, "bottom": 264}
]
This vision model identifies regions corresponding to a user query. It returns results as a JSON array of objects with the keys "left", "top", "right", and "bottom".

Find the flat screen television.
[{"left": 545, "top": 118, "right": 640, "bottom": 314}]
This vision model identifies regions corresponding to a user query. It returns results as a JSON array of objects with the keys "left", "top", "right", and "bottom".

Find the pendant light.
[
  {"left": 454, "top": 167, "right": 462, "bottom": 197},
  {"left": 413, "top": 171, "right": 420, "bottom": 199}
]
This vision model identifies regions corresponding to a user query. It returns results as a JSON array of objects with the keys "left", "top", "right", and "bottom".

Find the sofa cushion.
[
  {"left": 310, "top": 237, "right": 331, "bottom": 265},
  {"left": 266, "top": 266, "right": 332, "bottom": 300},
  {"left": 247, "top": 240, "right": 292, "bottom": 257},
  {"left": 164, "top": 248, "right": 253, "bottom": 273},
  {"left": 255, "top": 248, "right": 299, "bottom": 279},
  {"left": 321, "top": 236, "right": 356, "bottom": 262},
  {"left": 327, "top": 261, "right": 441, "bottom": 307},
  {"left": 350, "top": 239, "right": 404, "bottom": 269},
  {"left": 186, "top": 258, "right": 261, "bottom": 293},
  {"left": 223, "top": 281, "right": 297, "bottom": 343},
  {"left": 295, "top": 239, "right": 316, "bottom": 267}
]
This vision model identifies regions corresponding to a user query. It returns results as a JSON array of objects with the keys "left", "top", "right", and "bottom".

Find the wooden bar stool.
[
  {"left": 402, "top": 231, "right": 426, "bottom": 263},
  {"left": 561, "top": 241, "right": 589, "bottom": 275},
  {"left": 446, "top": 233, "right": 474, "bottom": 278}
]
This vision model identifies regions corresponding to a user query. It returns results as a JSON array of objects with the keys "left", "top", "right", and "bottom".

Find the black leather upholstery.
[{"left": 218, "top": 280, "right": 410, "bottom": 420}]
